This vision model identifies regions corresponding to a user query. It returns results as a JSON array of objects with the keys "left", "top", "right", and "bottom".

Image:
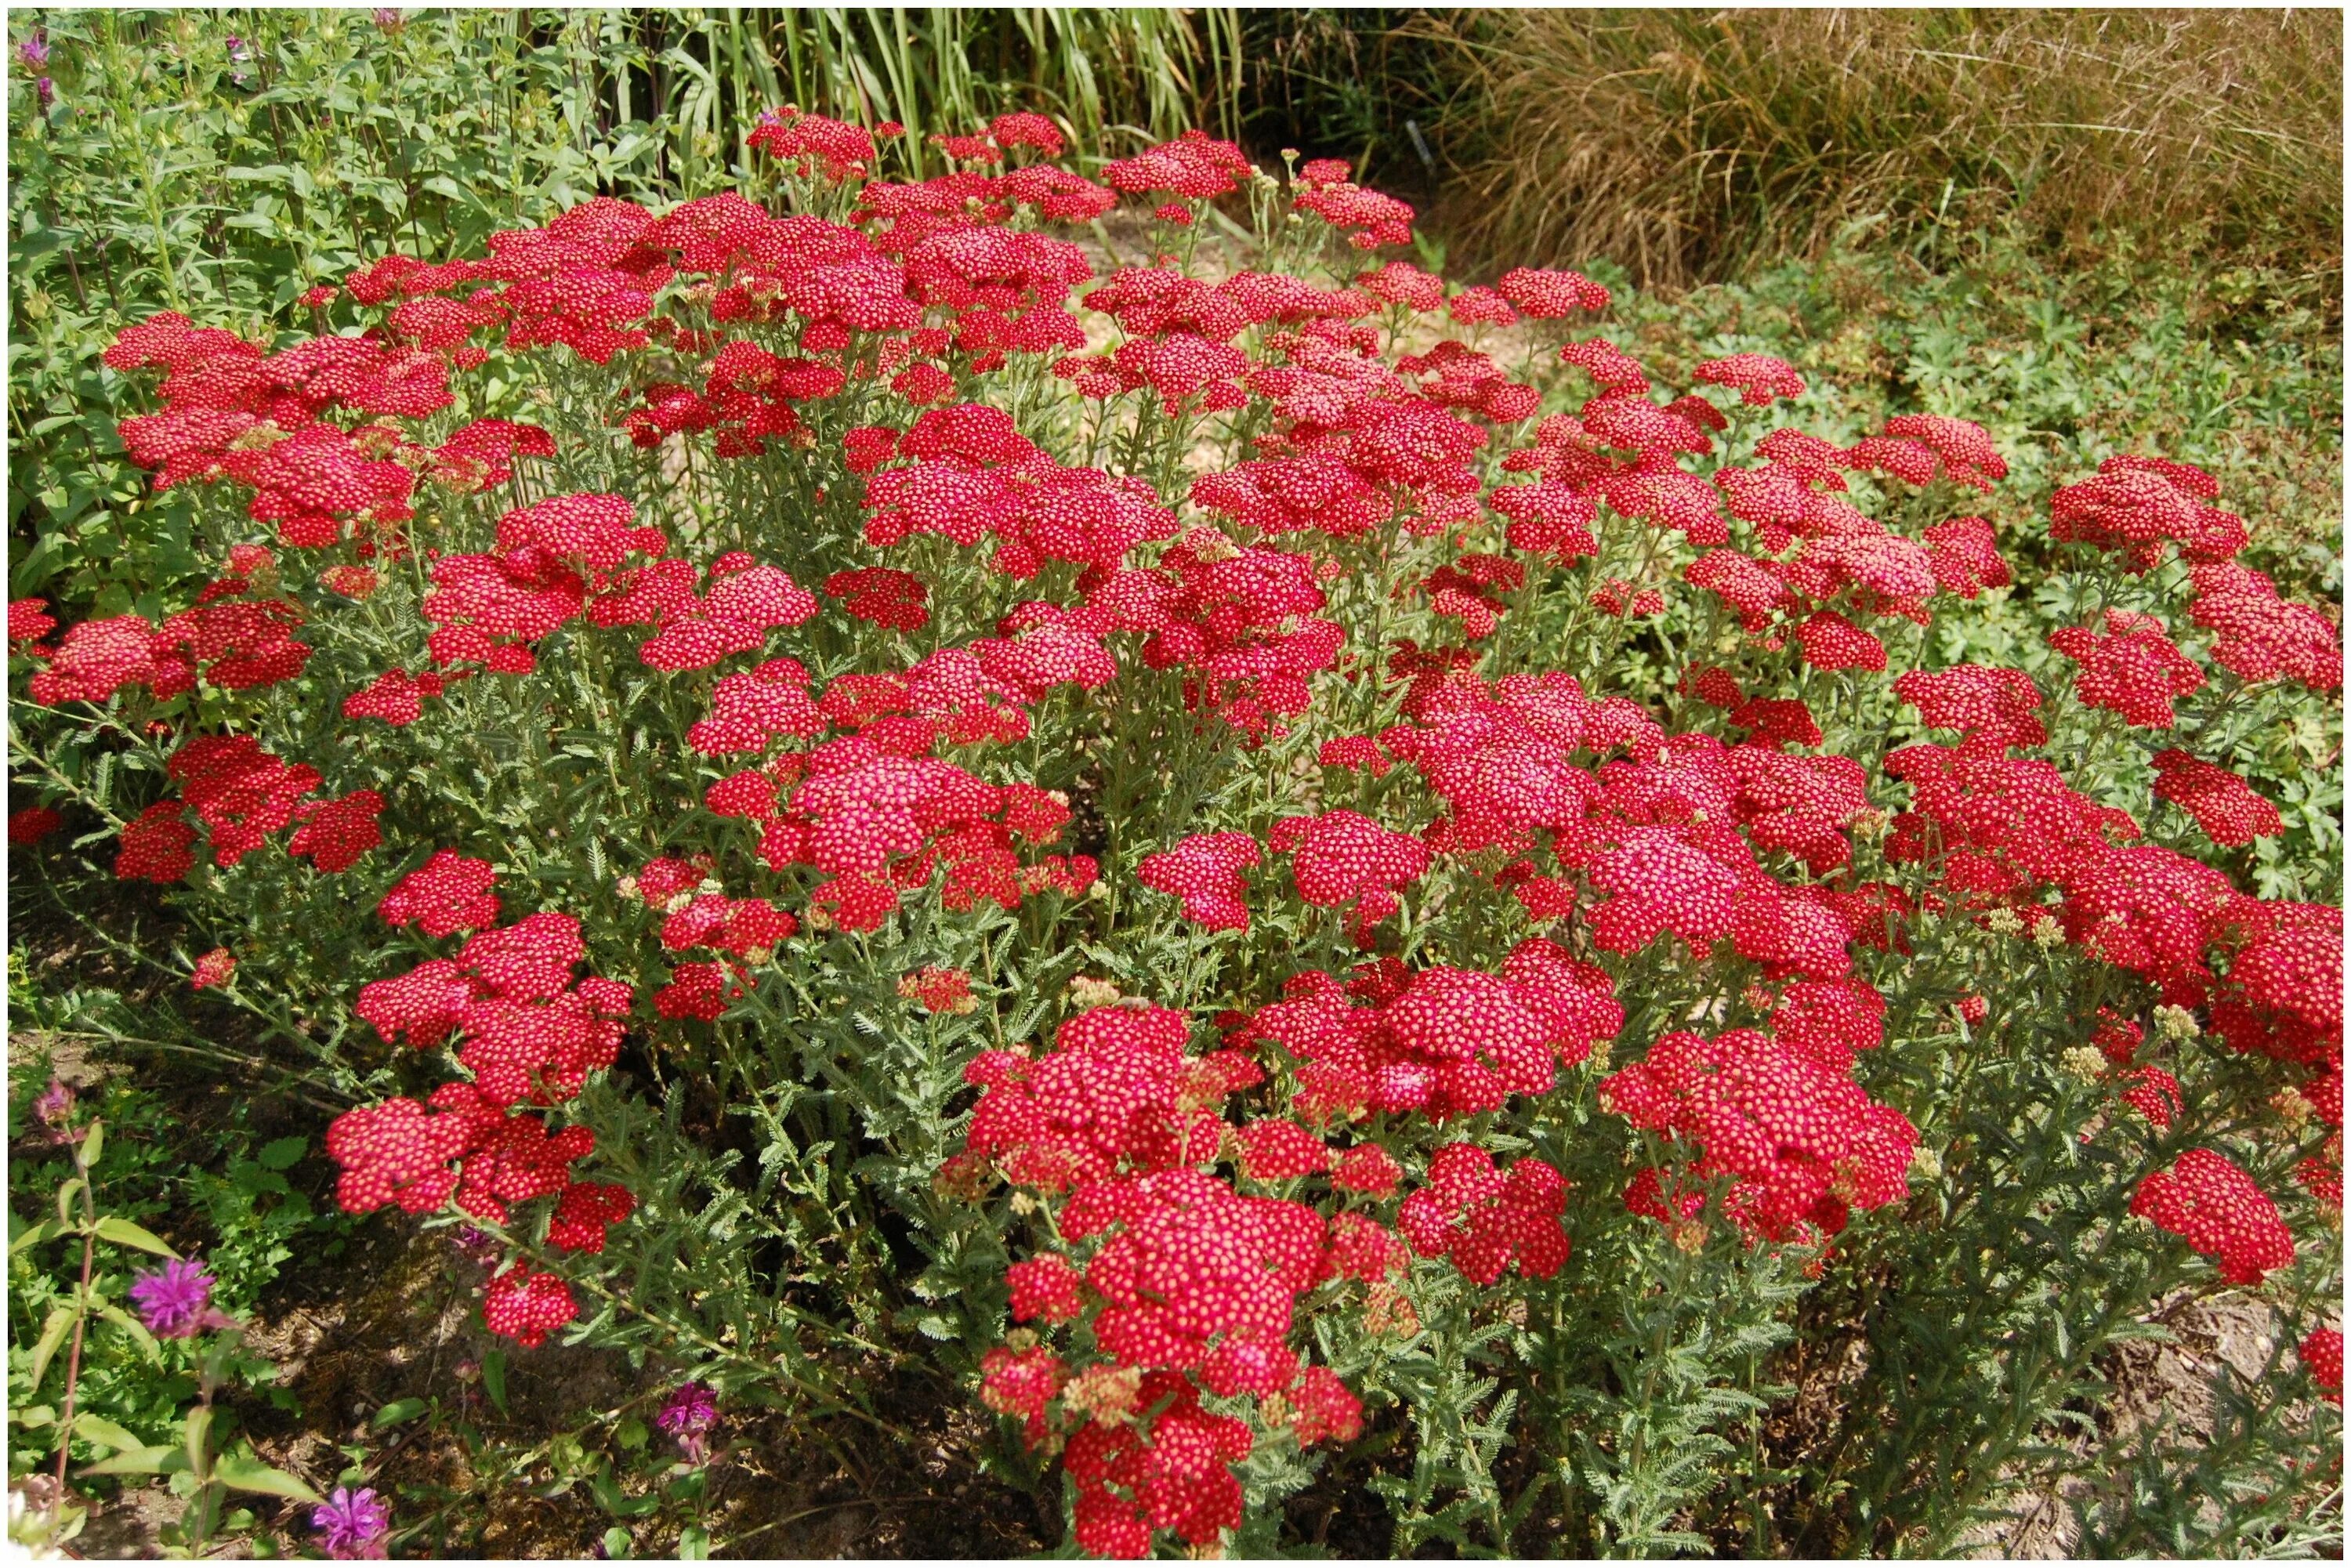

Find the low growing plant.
[{"left": 6, "top": 107, "right": 2342, "bottom": 1555}]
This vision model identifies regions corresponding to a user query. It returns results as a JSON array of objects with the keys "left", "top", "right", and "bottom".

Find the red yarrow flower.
[
  {"left": 2301, "top": 1327, "right": 2343, "bottom": 1404},
  {"left": 1137, "top": 831, "right": 1260, "bottom": 933},
  {"left": 2050, "top": 612, "right": 2204, "bottom": 729},
  {"left": 2151, "top": 749, "right": 2282, "bottom": 846},
  {"left": 379, "top": 850, "right": 501, "bottom": 937},
  {"left": 1396, "top": 1144, "right": 1570, "bottom": 1284},
  {"left": 482, "top": 1262, "right": 578, "bottom": 1349},
  {"left": 2130, "top": 1148, "right": 2295, "bottom": 1285}
]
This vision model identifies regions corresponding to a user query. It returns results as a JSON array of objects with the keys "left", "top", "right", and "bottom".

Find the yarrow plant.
[{"left": 8, "top": 107, "right": 2338, "bottom": 1555}]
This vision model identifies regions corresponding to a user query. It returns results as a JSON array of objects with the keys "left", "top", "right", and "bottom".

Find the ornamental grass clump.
[{"left": 9, "top": 110, "right": 2339, "bottom": 1555}]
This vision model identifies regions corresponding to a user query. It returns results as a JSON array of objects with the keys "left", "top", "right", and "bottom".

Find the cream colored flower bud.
[
  {"left": 1069, "top": 976, "right": 1123, "bottom": 1009},
  {"left": 2031, "top": 914, "right": 2066, "bottom": 949},
  {"left": 1911, "top": 1146, "right": 1943, "bottom": 1181},
  {"left": 2271, "top": 1087, "right": 2315, "bottom": 1128},
  {"left": 2060, "top": 1045, "right": 2109, "bottom": 1081},
  {"left": 1983, "top": 907, "right": 2024, "bottom": 936},
  {"left": 2154, "top": 1004, "right": 2198, "bottom": 1042}
]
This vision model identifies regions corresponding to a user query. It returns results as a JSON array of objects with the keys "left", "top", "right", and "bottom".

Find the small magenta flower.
[
  {"left": 32, "top": 1077, "right": 74, "bottom": 1128},
  {"left": 447, "top": 1226, "right": 501, "bottom": 1267},
  {"left": 34, "top": 75, "right": 53, "bottom": 110},
  {"left": 311, "top": 1486, "right": 390, "bottom": 1559},
  {"left": 128, "top": 1258, "right": 216, "bottom": 1338},
  {"left": 371, "top": 9, "right": 404, "bottom": 31},
  {"left": 656, "top": 1382, "right": 718, "bottom": 1463},
  {"left": 17, "top": 30, "right": 49, "bottom": 71}
]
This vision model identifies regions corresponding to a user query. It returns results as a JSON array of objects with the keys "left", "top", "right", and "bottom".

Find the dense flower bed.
[{"left": 9, "top": 109, "right": 2340, "bottom": 1555}]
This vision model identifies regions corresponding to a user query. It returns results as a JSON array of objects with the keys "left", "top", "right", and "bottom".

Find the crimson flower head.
[
  {"left": 1894, "top": 664, "right": 2044, "bottom": 751},
  {"left": 1136, "top": 831, "right": 1259, "bottom": 933},
  {"left": 748, "top": 107, "right": 876, "bottom": 183},
  {"left": 2131, "top": 1148, "right": 2295, "bottom": 1286},
  {"left": 1694, "top": 353, "right": 1805, "bottom": 407},
  {"left": 2049, "top": 611, "right": 2204, "bottom": 729},
  {"left": 1396, "top": 1144, "right": 1570, "bottom": 1284},
  {"left": 2151, "top": 749, "right": 2281, "bottom": 846},
  {"left": 483, "top": 1262, "right": 577, "bottom": 1347},
  {"left": 2302, "top": 1327, "right": 2343, "bottom": 1405},
  {"left": 898, "top": 966, "right": 976, "bottom": 1015},
  {"left": 1795, "top": 610, "right": 1887, "bottom": 673},
  {"left": 989, "top": 111, "right": 1064, "bottom": 159},
  {"left": 9, "top": 805, "right": 61, "bottom": 844},
  {"left": 379, "top": 849, "right": 501, "bottom": 937},
  {"left": 1498, "top": 266, "right": 1610, "bottom": 318},
  {"left": 1101, "top": 131, "right": 1253, "bottom": 199}
]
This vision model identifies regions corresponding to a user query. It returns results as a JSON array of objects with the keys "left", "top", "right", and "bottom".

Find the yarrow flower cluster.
[{"left": 962, "top": 1001, "right": 1381, "bottom": 1558}]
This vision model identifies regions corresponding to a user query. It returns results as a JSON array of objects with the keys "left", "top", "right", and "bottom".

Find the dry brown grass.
[{"left": 1423, "top": 9, "right": 2342, "bottom": 288}]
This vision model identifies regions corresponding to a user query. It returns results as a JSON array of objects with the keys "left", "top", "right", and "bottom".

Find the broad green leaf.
[
  {"left": 78, "top": 1445, "right": 182, "bottom": 1478},
  {"left": 371, "top": 1397, "right": 428, "bottom": 1429},
  {"left": 27, "top": 1305, "right": 75, "bottom": 1394},
  {"left": 481, "top": 1348, "right": 509, "bottom": 1416},
  {"left": 256, "top": 1136, "right": 308, "bottom": 1171},
  {"left": 11, "top": 1219, "right": 63, "bottom": 1255},
  {"left": 92, "top": 1216, "right": 177, "bottom": 1258},
  {"left": 212, "top": 1451, "right": 323, "bottom": 1504},
  {"left": 73, "top": 1414, "right": 147, "bottom": 1453},
  {"left": 184, "top": 1405, "right": 213, "bottom": 1481},
  {"left": 589, "top": 1466, "right": 660, "bottom": 1519}
]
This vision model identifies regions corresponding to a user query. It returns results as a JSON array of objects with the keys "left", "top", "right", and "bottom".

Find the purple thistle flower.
[
  {"left": 447, "top": 1225, "right": 501, "bottom": 1268},
  {"left": 372, "top": 9, "right": 405, "bottom": 31},
  {"left": 34, "top": 76, "right": 52, "bottom": 111},
  {"left": 657, "top": 1382, "right": 719, "bottom": 1463},
  {"left": 32, "top": 1077, "right": 74, "bottom": 1128},
  {"left": 311, "top": 1486, "right": 390, "bottom": 1560},
  {"left": 128, "top": 1258, "right": 215, "bottom": 1338},
  {"left": 17, "top": 31, "right": 49, "bottom": 71},
  {"left": 656, "top": 1382, "right": 716, "bottom": 1434}
]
